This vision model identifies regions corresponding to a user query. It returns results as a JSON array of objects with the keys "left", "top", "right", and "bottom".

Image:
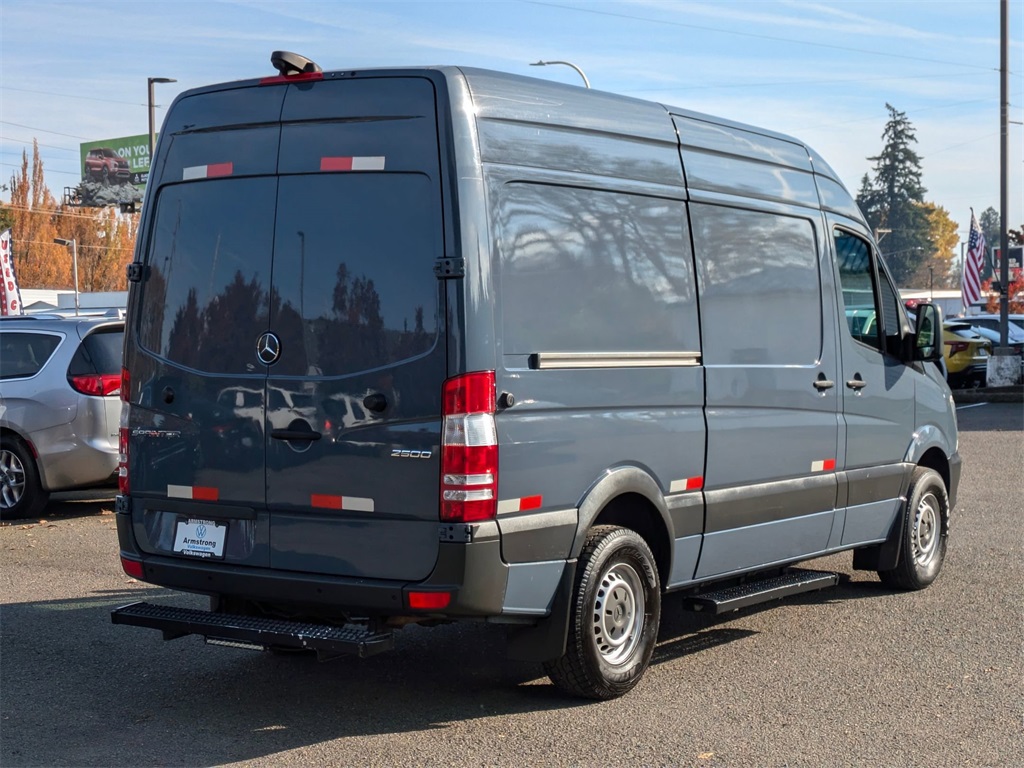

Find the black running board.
[
  {"left": 683, "top": 569, "right": 839, "bottom": 615},
  {"left": 111, "top": 602, "right": 393, "bottom": 659}
]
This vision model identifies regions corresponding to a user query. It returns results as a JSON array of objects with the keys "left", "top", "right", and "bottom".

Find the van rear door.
[
  {"left": 263, "top": 77, "right": 447, "bottom": 581},
  {"left": 132, "top": 76, "right": 447, "bottom": 580}
]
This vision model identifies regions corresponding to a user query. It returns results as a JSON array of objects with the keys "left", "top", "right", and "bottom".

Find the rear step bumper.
[
  {"left": 111, "top": 602, "right": 393, "bottom": 659},
  {"left": 684, "top": 569, "right": 839, "bottom": 615}
]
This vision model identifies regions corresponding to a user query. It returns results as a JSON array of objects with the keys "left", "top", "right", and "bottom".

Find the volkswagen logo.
[{"left": 256, "top": 332, "right": 281, "bottom": 365}]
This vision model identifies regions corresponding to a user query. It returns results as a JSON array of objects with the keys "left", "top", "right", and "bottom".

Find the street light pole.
[
  {"left": 530, "top": 60, "right": 590, "bottom": 88},
  {"left": 148, "top": 77, "right": 177, "bottom": 164},
  {"left": 53, "top": 238, "right": 79, "bottom": 316}
]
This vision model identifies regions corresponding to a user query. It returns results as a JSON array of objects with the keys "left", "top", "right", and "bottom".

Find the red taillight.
[
  {"left": 407, "top": 591, "right": 452, "bottom": 610},
  {"left": 118, "top": 367, "right": 130, "bottom": 494},
  {"left": 440, "top": 371, "right": 497, "bottom": 523},
  {"left": 69, "top": 373, "right": 121, "bottom": 397},
  {"left": 120, "top": 556, "right": 143, "bottom": 579},
  {"left": 946, "top": 341, "right": 969, "bottom": 355}
]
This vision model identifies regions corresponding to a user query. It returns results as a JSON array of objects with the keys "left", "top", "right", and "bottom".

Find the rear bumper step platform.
[
  {"left": 111, "top": 602, "right": 393, "bottom": 659},
  {"left": 684, "top": 569, "right": 839, "bottom": 615}
]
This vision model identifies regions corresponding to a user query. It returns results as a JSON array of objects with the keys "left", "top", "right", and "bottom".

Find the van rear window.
[
  {"left": 139, "top": 178, "right": 275, "bottom": 374},
  {"left": 139, "top": 173, "right": 440, "bottom": 377}
]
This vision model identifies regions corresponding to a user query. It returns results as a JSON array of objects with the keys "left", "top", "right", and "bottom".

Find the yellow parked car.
[{"left": 942, "top": 321, "right": 991, "bottom": 388}]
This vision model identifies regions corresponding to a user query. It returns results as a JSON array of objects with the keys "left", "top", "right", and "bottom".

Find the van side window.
[
  {"left": 690, "top": 204, "right": 821, "bottom": 365},
  {"left": 495, "top": 183, "right": 698, "bottom": 354},
  {"left": 834, "top": 229, "right": 907, "bottom": 355},
  {"left": 834, "top": 230, "right": 883, "bottom": 351}
]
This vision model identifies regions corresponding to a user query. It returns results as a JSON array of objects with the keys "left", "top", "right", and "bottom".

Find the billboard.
[{"left": 77, "top": 134, "right": 154, "bottom": 208}]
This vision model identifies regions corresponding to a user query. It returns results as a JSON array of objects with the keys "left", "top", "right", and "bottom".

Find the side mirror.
[{"left": 913, "top": 303, "right": 943, "bottom": 362}]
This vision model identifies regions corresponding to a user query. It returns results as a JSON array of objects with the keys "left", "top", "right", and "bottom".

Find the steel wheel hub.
[
  {"left": 912, "top": 491, "right": 941, "bottom": 567},
  {"left": 591, "top": 562, "right": 645, "bottom": 666}
]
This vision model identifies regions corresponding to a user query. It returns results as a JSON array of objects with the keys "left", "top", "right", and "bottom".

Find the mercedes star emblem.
[{"left": 256, "top": 332, "right": 281, "bottom": 365}]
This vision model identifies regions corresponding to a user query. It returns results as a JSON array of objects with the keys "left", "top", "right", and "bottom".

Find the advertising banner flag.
[
  {"left": 0, "top": 228, "right": 25, "bottom": 316},
  {"left": 962, "top": 209, "right": 985, "bottom": 312}
]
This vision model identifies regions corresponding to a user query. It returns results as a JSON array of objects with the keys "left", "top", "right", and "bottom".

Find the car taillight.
[
  {"left": 946, "top": 341, "right": 969, "bottom": 355},
  {"left": 69, "top": 373, "right": 122, "bottom": 397},
  {"left": 440, "top": 371, "right": 497, "bottom": 523},
  {"left": 118, "top": 367, "right": 130, "bottom": 494}
]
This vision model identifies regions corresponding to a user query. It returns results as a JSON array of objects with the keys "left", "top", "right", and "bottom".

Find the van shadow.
[
  {"left": 2, "top": 574, "right": 898, "bottom": 766},
  {"left": 0, "top": 589, "right": 585, "bottom": 767}
]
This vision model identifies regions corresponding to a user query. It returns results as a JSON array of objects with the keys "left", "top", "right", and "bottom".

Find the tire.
[
  {"left": 879, "top": 466, "right": 948, "bottom": 590},
  {"left": 0, "top": 436, "right": 50, "bottom": 520},
  {"left": 544, "top": 525, "right": 661, "bottom": 700}
]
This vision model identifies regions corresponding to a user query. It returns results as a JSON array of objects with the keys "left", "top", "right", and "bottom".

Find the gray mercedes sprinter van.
[{"left": 113, "top": 52, "right": 960, "bottom": 700}]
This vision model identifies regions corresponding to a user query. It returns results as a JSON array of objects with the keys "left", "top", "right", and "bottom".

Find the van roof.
[{"left": 166, "top": 63, "right": 840, "bottom": 183}]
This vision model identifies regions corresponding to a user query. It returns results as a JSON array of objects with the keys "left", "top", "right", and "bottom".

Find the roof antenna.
[{"left": 270, "top": 51, "right": 322, "bottom": 76}]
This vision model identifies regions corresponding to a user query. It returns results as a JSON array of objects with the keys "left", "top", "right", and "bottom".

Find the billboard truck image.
[{"left": 77, "top": 134, "right": 153, "bottom": 208}]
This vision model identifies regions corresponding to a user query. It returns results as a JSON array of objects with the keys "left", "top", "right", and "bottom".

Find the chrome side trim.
[{"left": 530, "top": 351, "right": 701, "bottom": 369}]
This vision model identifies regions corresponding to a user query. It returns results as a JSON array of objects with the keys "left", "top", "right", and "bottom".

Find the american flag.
[{"left": 962, "top": 210, "right": 986, "bottom": 311}]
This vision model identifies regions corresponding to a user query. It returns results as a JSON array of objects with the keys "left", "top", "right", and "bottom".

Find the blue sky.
[{"left": 2, "top": 0, "right": 1021, "bottom": 243}]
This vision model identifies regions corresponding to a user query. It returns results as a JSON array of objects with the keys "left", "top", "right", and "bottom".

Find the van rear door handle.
[
  {"left": 271, "top": 429, "right": 322, "bottom": 441},
  {"left": 846, "top": 376, "right": 867, "bottom": 390}
]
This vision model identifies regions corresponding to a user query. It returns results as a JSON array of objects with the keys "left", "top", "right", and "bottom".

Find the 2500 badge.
[{"left": 391, "top": 449, "right": 432, "bottom": 459}]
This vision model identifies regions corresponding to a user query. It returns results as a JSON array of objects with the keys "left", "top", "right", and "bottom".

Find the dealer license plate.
[{"left": 173, "top": 518, "right": 226, "bottom": 559}]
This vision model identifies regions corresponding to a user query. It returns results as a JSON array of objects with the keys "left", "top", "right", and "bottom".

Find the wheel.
[
  {"left": 879, "top": 466, "right": 948, "bottom": 590},
  {"left": 101, "top": 167, "right": 110, "bottom": 185},
  {"left": 544, "top": 525, "right": 661, "bottom": 700},
  {"left": 0, "top": 436, "right": 50, "bottom": 520}
]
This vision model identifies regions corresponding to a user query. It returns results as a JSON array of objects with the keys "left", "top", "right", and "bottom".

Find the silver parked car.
[{"left": 0, "top": 315, "right": 124, "bottom": 519}]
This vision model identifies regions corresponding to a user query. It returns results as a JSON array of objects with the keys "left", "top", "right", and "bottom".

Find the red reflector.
[
  {"left": 259, "top": 71, "right": 324, "bottom": 85},
  {"left": 69, "top": 374, "right": 121, "bottom": 397},
  {"left": 121, "top": 557, "right": 144, "bottom": 579},
  {"left": 519, "top": 495, "right": 543, "bottom": 511},
  {"left": 407, "top": 591, "right": 451, "bottom": 610},
  {"left": 321, "top": 156, "right": 354, "bottom": 172},
  {"left": 206, "top": 162, "right": 233, "bottom": 178},
  {"left": 311, "top": 494, "right": 343, "bottom": 510}
]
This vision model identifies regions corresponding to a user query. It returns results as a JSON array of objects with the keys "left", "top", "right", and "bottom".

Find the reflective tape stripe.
[
  {"left": 669, "top": 476, "right": 704, "bottom": 493},
  {"left": 182, "top": 162, "right": 234, "bottom": 180},
  {"left": 811, "top": 459, "right": 837, "bottom": 472},
  {"left": 320, "top": 156, "right": 385, "bottom": 172},
  {"left": 310, "top": 494, "right": 374, "bottom": 512},
  {"left": 497, "top": 495, "right": 543, "bottom": 515},
  {"left": 167, "top": 484, "right": 219, "bottom": 501}
]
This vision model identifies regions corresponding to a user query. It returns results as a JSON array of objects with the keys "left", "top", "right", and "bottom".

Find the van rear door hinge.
[
  {"left": 433, "top": 257, "right": 465, "bottom": 279},
  {"left": 126, "top": 263, "right": 146, "bottom": 283}
]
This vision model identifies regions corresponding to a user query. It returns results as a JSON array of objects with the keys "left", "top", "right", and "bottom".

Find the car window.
[
  {"left": 68, "top": 327, "right": 124, "bottom": 376},
  {"left": 0, "top": 332, "right": 62, "bottom": 379}
]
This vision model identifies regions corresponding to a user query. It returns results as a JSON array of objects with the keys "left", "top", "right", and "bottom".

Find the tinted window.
[
  {"left": 691, "top": 205, "right": 821, "bottom": 366},
  {"left": 0, "top": 332, "right": 61, "bottom": 379},
  {"left": 834, "top": 229, "right": 906, "bottom": 353},
  {"left": 269, "top": 174, "right": 440, "bottom": 377},
  {"left": 139, "top": 178, "right": 275, "bottom": 373},
  {"left": 68, "top": 327, "right": 123, "bottom": 376},
  {"left": 496, "top": 183, "right": 697, "bottom": 354}
]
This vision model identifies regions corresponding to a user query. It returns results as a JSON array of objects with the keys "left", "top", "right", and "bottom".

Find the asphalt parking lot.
[{"left": 1, "top": 401, "right": 1021, "bottom": 767}]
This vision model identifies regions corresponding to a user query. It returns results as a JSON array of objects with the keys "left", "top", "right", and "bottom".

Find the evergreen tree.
[{"left": 855, "top": 104, "right": 930, "bottom": 285}]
